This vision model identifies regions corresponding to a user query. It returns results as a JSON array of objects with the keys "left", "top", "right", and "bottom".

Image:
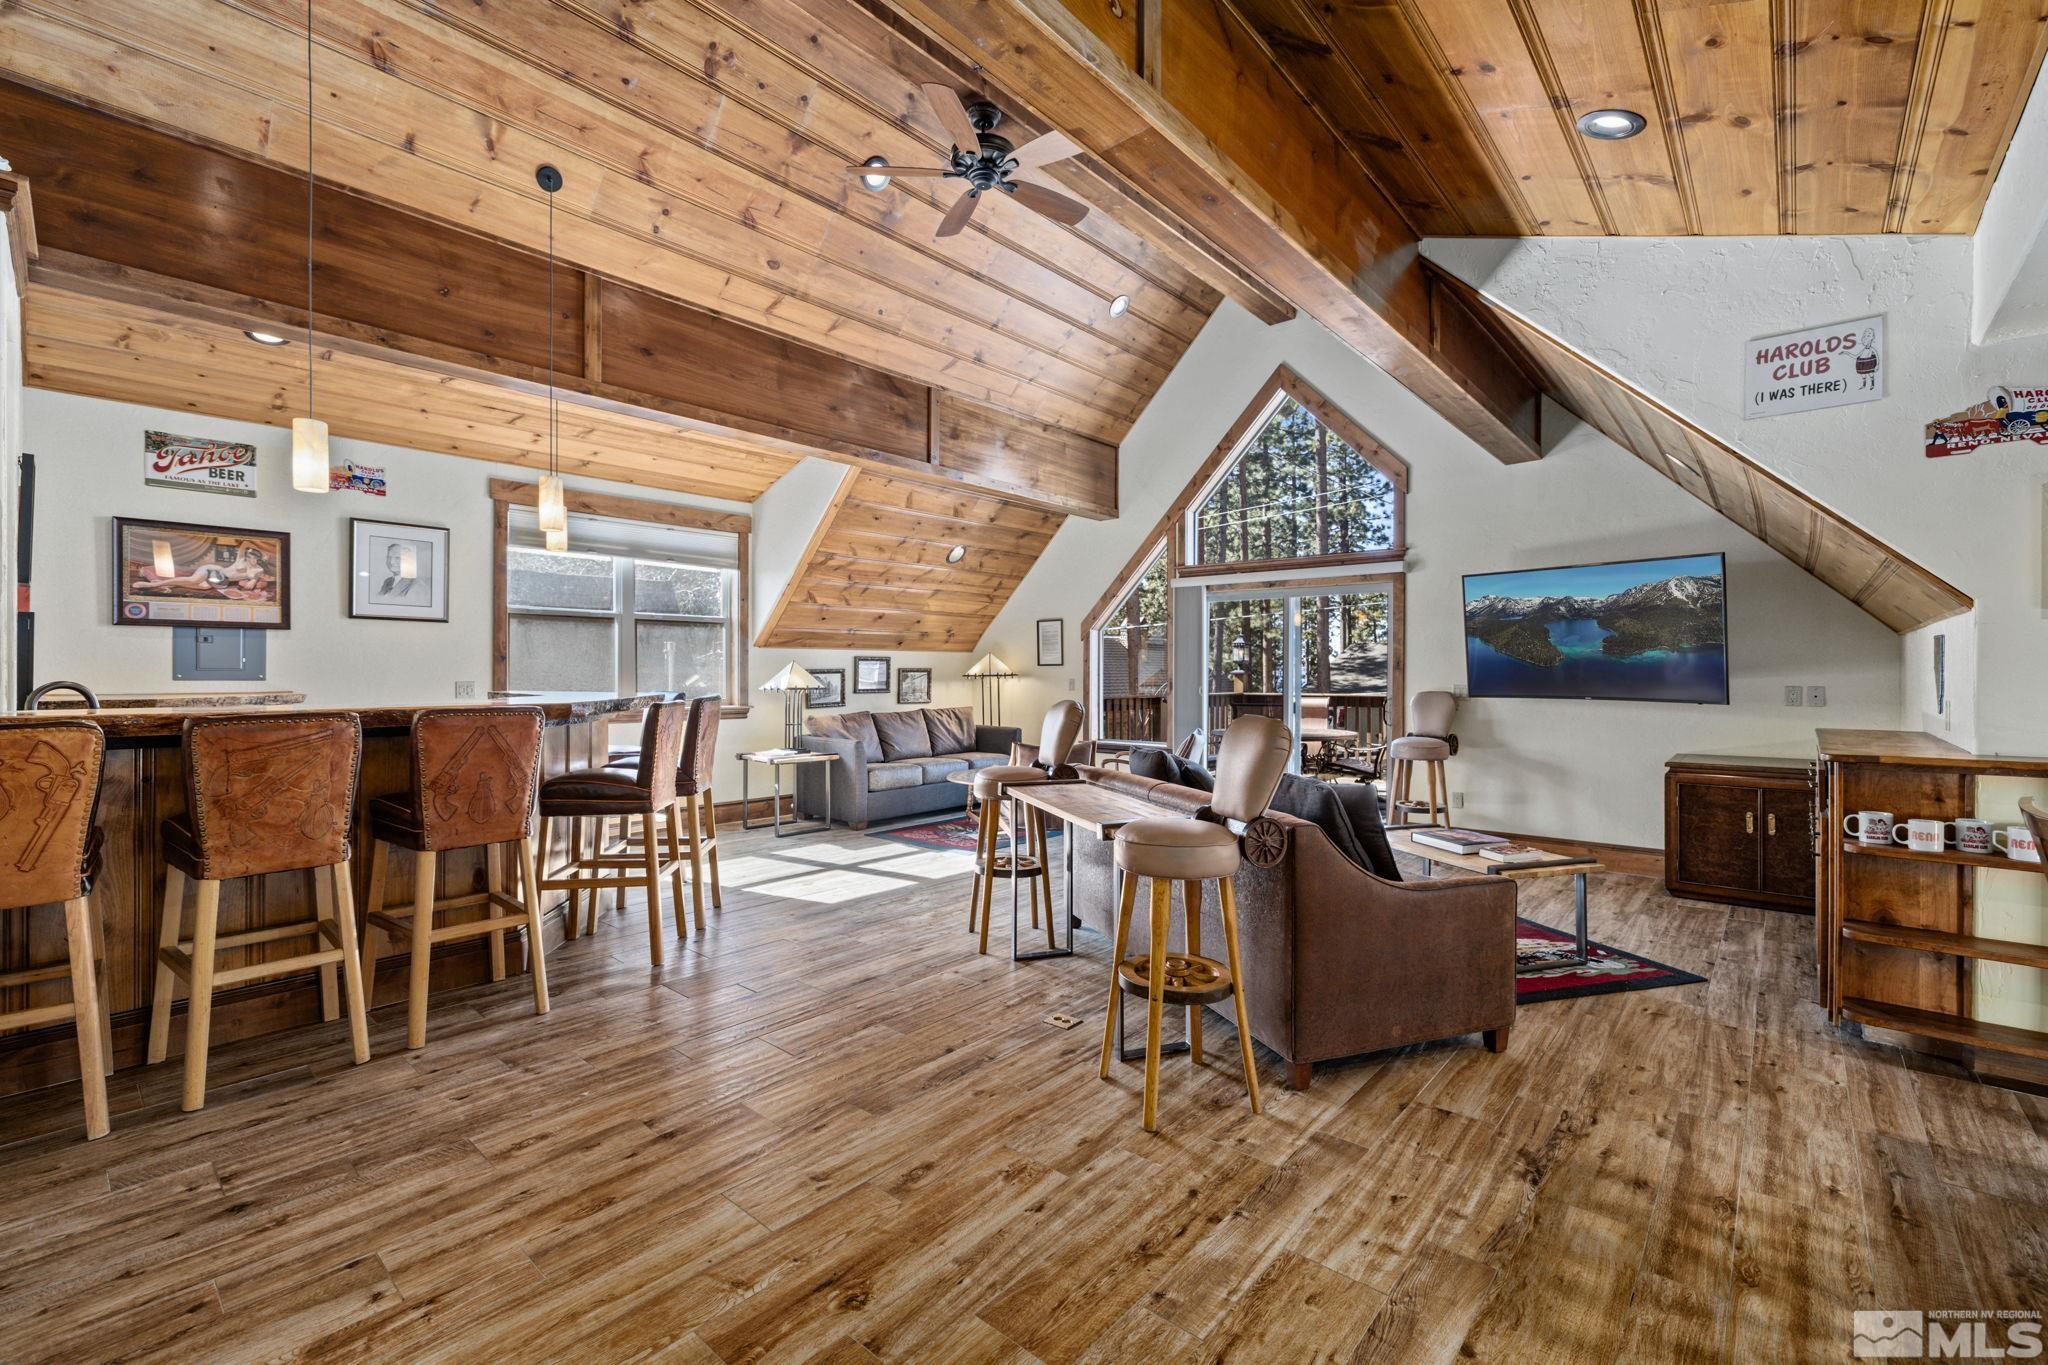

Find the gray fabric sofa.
[{"left": 794, "top": 706, "right": 1020, "bottom": 828}]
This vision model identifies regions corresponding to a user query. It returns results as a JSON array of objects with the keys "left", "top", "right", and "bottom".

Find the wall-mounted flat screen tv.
[{"left": 1462, "top": 552, "right": 1729, "bottom": 704}]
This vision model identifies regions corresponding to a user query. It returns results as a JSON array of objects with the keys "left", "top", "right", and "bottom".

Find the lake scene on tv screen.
[{"left": 1463, "top": 553, "right": 1728, "bottom": 704}]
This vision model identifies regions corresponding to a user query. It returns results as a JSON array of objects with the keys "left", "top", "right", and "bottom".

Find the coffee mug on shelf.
[
  {"left": 1891, "top": 818, "right": 1957, "bottom": 854},
  {"left": 1993, "top": 825, "right": 2042, "bottom": 864},
  {"left": 1843, "top": 811, "right": 1895, "bottom": 846},
  {"left": 1955, "top": 818, "right": 1995, "bottom": 855}
]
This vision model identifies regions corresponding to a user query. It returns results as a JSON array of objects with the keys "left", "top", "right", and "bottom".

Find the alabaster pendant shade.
[
  {"left": 537, "top": 474, "right": 568, "bottom": 533},
  {"left": 291, "top": 417, "right": 330, "bottom": 493}
]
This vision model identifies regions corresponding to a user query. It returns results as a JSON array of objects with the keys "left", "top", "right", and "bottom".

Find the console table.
[{"left": 1664, "top": 751, "right": 1817, "bottom": 912}]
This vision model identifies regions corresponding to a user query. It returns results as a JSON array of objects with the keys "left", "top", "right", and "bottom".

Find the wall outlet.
[
  {"left": 1452, "top": 791, "right": 1466, "bottom": 809},
  {"left": 454, "top": 680, "right": 477, "bottom": 699},
  {"left": 1784, "top": 685, "right": 1804, "bottom": 707},
  {"left": 1806, "top": 685, "right": 1827, "bottom": 708}
]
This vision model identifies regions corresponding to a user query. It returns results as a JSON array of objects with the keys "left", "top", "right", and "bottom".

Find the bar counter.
[{"left": 0, "top": 693, "right": 658, "bottom": 1099}]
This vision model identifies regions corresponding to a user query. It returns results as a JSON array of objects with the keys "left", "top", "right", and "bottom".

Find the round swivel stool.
[
  {"left": 966, "top": 700, "right": 1081, "bottom": 956},
  {"left": 1386, "top": 735, "right": 1451, "bottom": 828},
  {"left": 1097, "top": 715, "right": 1292, "bottom": 1132}
]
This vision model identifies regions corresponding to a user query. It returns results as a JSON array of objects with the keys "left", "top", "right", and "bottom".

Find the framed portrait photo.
[
  {"left": 1036, "top": 618, "right": 1064, "bottom": 667},
  {"left": 897, "top": 668, "right": 932, "bottom": 705},
  {"left": 810, "top": 669, "right": 846, "bottom": 708},
  {"left": 854, "top": 656, "right": 890, "bottom": 694},
  {"left": 350, "top": 518, "right": 449, "bottom": 622},
  {"left": 113, "top": 517, "right": 290, "bottom": 628}
]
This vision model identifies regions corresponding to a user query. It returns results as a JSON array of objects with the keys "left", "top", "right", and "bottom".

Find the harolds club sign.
[
  {"left": 1925, "top": 385, "right": 2048, "bottom": 458},
  {"left": 144, "top": 430, "right": 257, "bottom": 496},
  {"left": 1743, "top": 315, "right": 1884, "bottom": 418}
]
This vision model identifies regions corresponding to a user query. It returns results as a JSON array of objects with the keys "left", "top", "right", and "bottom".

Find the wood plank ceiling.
[
  {"left": 758, "top": 471, "right": 1065, "bottom": 651},
  {"left": 1216, "top": 0, "right": 2048, "bottom": 236}
]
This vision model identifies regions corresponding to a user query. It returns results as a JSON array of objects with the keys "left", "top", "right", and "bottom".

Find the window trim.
[{"left": 489, "top": 479, "right": 752, "bottom": 716}]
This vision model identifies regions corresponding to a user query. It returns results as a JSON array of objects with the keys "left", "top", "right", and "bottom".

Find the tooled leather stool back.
[
  {"left": 635, "top": 697, "right": 690, "bottom": 809},
  {"left": 0, "top": 720, "right": 104, "bottom": 912},
  {"left": 678, "top": 696, "right": 722, "bottom": 794},
  {"left": 175, "top": 713, "right": 362, "bottom": 881},
  {"left": 402, "top": 707, "right": 544, "bottom": 852}
]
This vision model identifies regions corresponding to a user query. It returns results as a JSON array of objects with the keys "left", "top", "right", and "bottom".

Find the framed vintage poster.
[
  {"left": 810, "top": 669, "right": 846, "bottom": 708},
  {"left": 897, "top": 668, "right": 932, "bottom": 705},
  {"left": 144, "top": 430, "right": 258, "bottom": 498},
  {"left": 113, "top": 517, "right": 289, "bottom": 628},
  {"left": 854, "top": 656, "right": 890, "bottom": 693},
  {"left": 1036, "top": 618, "right": 1064, "bottom": 667},
  {"left": 350, "top": 518, "right": 449, "bottom": 622}
]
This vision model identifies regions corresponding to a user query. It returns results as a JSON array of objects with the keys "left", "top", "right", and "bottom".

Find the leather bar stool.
[
  {"left": 968, "top": 700, "right": 1081, "bottom": 955},
  {"left": 536, "top": 698, "right": 689, "bottom": 966},
  {"left": 1386, "top": 690, "right": 1458, "bottom": 829},
  {"left": 593, "top": 697, "right": 723, "bottom": 936},
  {"left": 149, "top": 713, "right": 369, "bottom": 1112},
  {"left": 358, "top": 707, "right": 547, "bottom": 1049},
  {"left": 0, "top": 720, "right": 112, "bottom": 1139},
  {"left": 1097, "top": 715, "right": 1291, "bottom": 1132}
]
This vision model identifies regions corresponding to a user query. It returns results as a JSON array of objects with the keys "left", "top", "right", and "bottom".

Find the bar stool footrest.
[{"left": 1116, "top": 952, "right": 1235, "bottom": 1007}]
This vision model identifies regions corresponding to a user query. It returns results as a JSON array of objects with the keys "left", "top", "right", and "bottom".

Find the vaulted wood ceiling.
[{"left": 1211, "top": 0, "right": 2048, "bottom": 237}]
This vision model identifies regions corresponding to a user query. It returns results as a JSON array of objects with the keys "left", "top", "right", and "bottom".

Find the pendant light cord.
[
  {"left": 546, "top": 184, "right": 557, "bottom": 481},
  {"left": 305, "top": 0, "right": 315, "bottom": 418}
]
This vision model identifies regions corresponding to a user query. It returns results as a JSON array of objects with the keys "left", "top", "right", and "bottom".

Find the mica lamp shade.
[
  {"left": 760, "top": 662, "right": 824, "bottom": 693},
  {"left": 761, "top": 661, "right": 824, "bottom": 748},
  {"left": 291, "top": 417, "right": 330, "bottom": 493},
  {"left": 965, "top": 652, "right": 1016, "bottom": 726},
  {"left": 964, "top": 653, "right": 1016, "bottom": 679}
]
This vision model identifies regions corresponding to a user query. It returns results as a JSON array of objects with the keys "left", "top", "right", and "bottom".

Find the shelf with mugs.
[{"left": 1837, "top": 838, "right": 2039, "bottom": 873}]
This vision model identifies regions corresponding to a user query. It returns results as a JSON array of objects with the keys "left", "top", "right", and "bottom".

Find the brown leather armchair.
[{"left": 1068, "top": 767, "right": 1516, "bottom": 1089}]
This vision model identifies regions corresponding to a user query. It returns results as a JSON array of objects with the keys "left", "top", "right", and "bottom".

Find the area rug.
[
  {"left": 1514, "top": 918, "right": 1704, "bottom": 1003},
  {"left": 870, "top": 814, "right": 1061, "bottom": 853}
]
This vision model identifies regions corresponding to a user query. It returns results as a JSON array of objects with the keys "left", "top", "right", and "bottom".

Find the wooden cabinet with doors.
[{"left": 1664, "top": 753, "right": 1817, "bottom": 911}]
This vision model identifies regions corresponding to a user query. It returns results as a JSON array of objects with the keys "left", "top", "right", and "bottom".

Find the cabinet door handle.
[
  {"left": 1767, "top": 813, "right": 1777, "bottom": 836},
  {"left": 1745, "top": 810, "right": 1756, "bottom": 835}
]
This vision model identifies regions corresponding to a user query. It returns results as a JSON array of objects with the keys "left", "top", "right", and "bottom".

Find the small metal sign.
[
  {"left": 1743, "top": 315, "right": 1884, "bottom": 419},
  {"left": 1925, "top": 384, "right": 2048, "bottom": 458},
  {"left": 144, "top": 430, "right": 258, "bottom": 497}
]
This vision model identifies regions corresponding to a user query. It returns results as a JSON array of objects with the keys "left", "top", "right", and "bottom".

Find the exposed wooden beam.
[{"left": 487, "top": 478, "right": 751, "bottom": 535}]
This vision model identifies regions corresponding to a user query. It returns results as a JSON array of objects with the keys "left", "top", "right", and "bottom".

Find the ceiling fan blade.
[
  {"left": 921, "top": 82, "right": 983, "bottom": 154},
  {"left": 935, "top": 188, "right": 981, "bottom": 238},
  {"left": 1007, "top": 180, "right": 1090, "bottom": 227},
  {"left": 844, "top": 164, "right": 952, "bottom": 177},
  {"left": 1007, "top": 129, "right": 1083, "bottom": 177}
]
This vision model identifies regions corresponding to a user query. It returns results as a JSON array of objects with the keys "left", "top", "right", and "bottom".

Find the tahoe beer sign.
[
  {"left": 1743, "top": 315, "right": 1884, "bottom": 419},
  {"left": 144, "top": 430, "right": 258, "bottom": 497}
]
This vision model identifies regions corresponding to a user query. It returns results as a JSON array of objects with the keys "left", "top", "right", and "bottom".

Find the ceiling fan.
[{"left": 848, "top": 84, "right": 1092, "bottom": 238}]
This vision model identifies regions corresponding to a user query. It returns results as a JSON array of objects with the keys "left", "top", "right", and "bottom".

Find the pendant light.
[
  {"left": 536, "top": 163, "right": 568, "bottom": 551},
  {"left": 291, "top": 0, "right": 331, "bottom": 494}
]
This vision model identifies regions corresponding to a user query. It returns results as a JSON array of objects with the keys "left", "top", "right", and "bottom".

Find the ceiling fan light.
[
  {"left": 291, "top": 417, "right": 331, "bottom": 493},
  {"left": 244, "top": 329, "right": 290, "bottom": 346},
  {"left": 1108, "top": 293, "right": 1130, "bottom": 319},
  {"left": 1576, "top": 108, "right": 1646, "bottom": 140},
  {"left": 859, "top": 155, "right": 892, "bottom": 191}
]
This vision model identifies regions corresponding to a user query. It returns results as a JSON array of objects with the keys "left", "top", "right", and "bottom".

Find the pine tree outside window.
[{"left": 1093, "top": 543, "right": 1171, "bottom": 744}]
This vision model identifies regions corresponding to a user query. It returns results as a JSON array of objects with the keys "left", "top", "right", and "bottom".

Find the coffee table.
[
  {"left": 1385, "top": 828, "right": 1600, "bottom": 972},
  {"left": 736, "top": 750, "right": 837, "bottom": 837}
]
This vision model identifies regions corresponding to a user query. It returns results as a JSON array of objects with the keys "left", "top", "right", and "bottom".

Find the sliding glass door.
[{"left": 1204, "top": 581, "right": 1398, "bottom": 764}]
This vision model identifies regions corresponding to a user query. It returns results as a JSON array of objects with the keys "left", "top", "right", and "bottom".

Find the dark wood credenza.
[{"left": 1664, "top": 752, "right": 1817, "bottom": 912}]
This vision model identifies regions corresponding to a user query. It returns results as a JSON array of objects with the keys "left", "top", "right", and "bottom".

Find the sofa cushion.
[
  {"left": 866, "top": 760, "right": 927, "bottom": 792},
  {"left": 959, "top": 751, "right": 1010, "bottom": 769},
  {"left": 1269, "top": 774, "right": 1402, "bottom": 881},
  {"left": 924, "top": 706, "right": 975, "bottom": 754},
  {"left": 1130, "top": 747, "right": 1216, "bottom": 792},
  {"left": 917, "top": 756, "right": 969, "bottom": 783},
  {"left": 806, "top": 711, "right": 882, "bottom": 762},
  {"left": 873, "top": 709, "right": 934, "bottom": 761}
]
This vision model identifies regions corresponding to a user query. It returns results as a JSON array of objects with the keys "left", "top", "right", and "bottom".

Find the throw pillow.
[
  {"left": 873, "top": 709, "right": 935, "bottom": 761},
  {"left": 1129, "top": 747, "right": 1215, "bottom": 792},
  {"left": 1266, "top": 775, "right": 1402, "bottom": 881},
  {"left": 805, "top": 711, "right": 882, "bottom": 763},
  {"left": 924, "top": 706, "right": 976, "bottom": 754}
]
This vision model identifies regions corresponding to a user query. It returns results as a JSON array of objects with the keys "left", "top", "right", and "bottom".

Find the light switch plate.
[
  {"left": 1784, "top": 686, "right": 1804, "bottom": 707},
  {"left": 1807, "top": 685, "right": 1827, "bottom": 707}
]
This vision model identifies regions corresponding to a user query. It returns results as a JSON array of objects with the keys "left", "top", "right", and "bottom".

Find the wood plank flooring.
[{"left": 0, "top": 820, "right": 2042, "bottom": 1362}]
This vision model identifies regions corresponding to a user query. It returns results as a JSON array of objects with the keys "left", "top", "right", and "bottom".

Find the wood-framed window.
[
  {"left": 1177, "top": 367, "right": 1407, "bottom": 577},
  {"left": 488, "top": 480, "right": 751, "bottom": 715},
  {"left": 1086, "top": 540, "right": 1171, "bottom": 746}
]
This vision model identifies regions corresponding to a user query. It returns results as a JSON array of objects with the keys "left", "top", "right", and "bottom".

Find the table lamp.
[
  {"left": 760, "top": 661, "right": 823, "bottom": 749},
  {"left": 964, "top": 652, "right": 1016, "bottom": 726}
]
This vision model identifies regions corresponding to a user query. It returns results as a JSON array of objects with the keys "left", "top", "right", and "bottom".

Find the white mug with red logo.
[
  {"left": 1843, "top": 811, "right": 1895, "bottom": 846},
  {"left": 1955, "top": 818, "right": 1995, "bottom": 855},
  {"left": 1993, "top": 825, "right": 2042, "bottom": 863},
  {"left": 1892, "top": 819, "right": 1957, "bottom": 854}
]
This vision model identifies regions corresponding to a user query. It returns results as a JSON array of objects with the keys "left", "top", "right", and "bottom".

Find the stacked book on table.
[{"left": 1406, "top": 828, "right": 1596, "bottom": 869}]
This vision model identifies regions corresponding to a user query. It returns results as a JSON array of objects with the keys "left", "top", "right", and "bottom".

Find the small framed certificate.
[{"left": 1036, "top": 618, "right": 1064, "bottom": 667}]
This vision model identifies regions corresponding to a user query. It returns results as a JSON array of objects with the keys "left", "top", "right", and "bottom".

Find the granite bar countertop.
[
  {"left": 0, "top": 692, "right": 661, "bottom": 740},
  {"left": 35, "top": 689, "right": 307, "bottom": 710}
]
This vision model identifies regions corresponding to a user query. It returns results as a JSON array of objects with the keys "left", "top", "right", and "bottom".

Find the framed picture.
[
  {"left": 113, "top": 517, "right": 290, "bottom": 628},
  {"left": 897, "top": 668, "right": 932, "bottom": 705},
  {"left": 349, "top": 518, "right": 449, "bottom": 622},
  {"left": 854, "top": 656, "right": 890, "bottom": 694},
  {"left": 1036, "top": 618, "right": 1064, "bottom": 667},
  {"left": 809, "top": 669, "right": 846, "bottom": 708}
]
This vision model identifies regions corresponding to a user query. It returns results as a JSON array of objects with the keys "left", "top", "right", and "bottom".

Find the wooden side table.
[{"left": 737, "top": 750, "right": 838, "bottom": 837}]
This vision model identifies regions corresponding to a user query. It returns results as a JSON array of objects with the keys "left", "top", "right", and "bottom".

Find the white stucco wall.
[
  {"left": 982, "top": 303, "right": 1902, "bottom": 849},
  {"left": 1974, "top": 73, "right": 2048, "bottom": 345}
]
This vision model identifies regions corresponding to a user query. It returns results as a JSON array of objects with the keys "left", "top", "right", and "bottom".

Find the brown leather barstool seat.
[
  {"left": 536, "top": 699, "right": 689, "bottom": 967},
  {"left": 1100, "top": 715, "right": 1291, "bottom": 1132},
  {"left": 359, "top": 707, "right": 548, "bottom": 1050},
  {"left": 0, "top": 720, "right": 113, "bottom": 1139},
  {"left": 149, "top": 713, "right": 369, "bottom": 1112},
  {"left": 967, "top": 701, "right": 1081, "bottom": 955}
]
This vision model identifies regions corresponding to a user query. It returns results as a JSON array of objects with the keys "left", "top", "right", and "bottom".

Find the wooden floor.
[{"left": 0, "top": 818, "right": 2043, "bottom": 1363}]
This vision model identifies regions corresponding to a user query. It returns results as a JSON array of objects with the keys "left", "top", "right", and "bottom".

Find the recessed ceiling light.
[
  {"left": 945, "top": 544, "right": 966, "bottom": 563},
  {"left": 1576, "top": 108, "right": 1646, "bottom": 141},
  {"left": 859, "top": 155, "right": 892, "bottom": 191},
  {"left": 244, "top": 329, "right": 290, "bottom": 346},
  {"left": 1108, "top": 293, "right": 1130, "bottom": 319}
]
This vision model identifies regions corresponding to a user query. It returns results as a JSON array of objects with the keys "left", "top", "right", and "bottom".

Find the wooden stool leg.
[
  {"left": 1039, "top": 809, "right": 1056, "bottom": 950},
  {"left": 485, "top": 844, "right": 508, "bottom": 983},
  {"left": 1220, "top": 879, "right": 1261, "bottom": 1115},
  {"left": 1024, "top": 809, "right": 1040, "bottom": 930},
  {"left": 407, "top": 849, "right": 438, "bottom": 1050},
  {"left": 361, "top": 839, "right": 389, "bottom": 1006},
  {"left": 568, "top": 819, "right": 588, "bottom": 938},
  {"left": 610, "top": 817, "right": 626, "bottom": 915},
  {"left": 966, "top": 796, "right": 984, "bottom": 931},
  {"left": 313, "top": 866, "right": 339, "bottom": 1022},
  {"left": 1143, "top": 877, "right": 1171, "bottom": 1133},
  {"left": 180, "top": 879, "right": 222, "bottom": 1112},
  {"left": 148, "top": 866, "right": 186, "bottom": 1065},
  {"left": 703, "top": 788, "right": 722, "bottom": 909},
  {"left": 976, "top": 799, "right": 999, "bottom": 956},
  {"left": 639, "top": 811, "right": 666, "bottom": 968},
  {"left": 683, "top": 794, "right": 707, "bottom": 933},
  {"left": 330, "top": 860, "right": 371, "bottom": 1065},
  {"left": 664, "top": 803, "right": 689, "bottom": 939},
  {"left": 1182, "top": 878, "right": 1203, "bottom": 1065},
  {"left": 63, "top": 896, "right": 110, "bottom": 1140},
  {"left": 1426, "top": 762, "right": 1443, "bottom": 827},
  {"left": 87, "top": 894, "right": 112, "bottom": 1076},
  {"left": 1098, "top": 867, "right": 1139, "bottom": 1079},
  {"left": 520, "top": 834, "right": 550, "bottom": 1016}
]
